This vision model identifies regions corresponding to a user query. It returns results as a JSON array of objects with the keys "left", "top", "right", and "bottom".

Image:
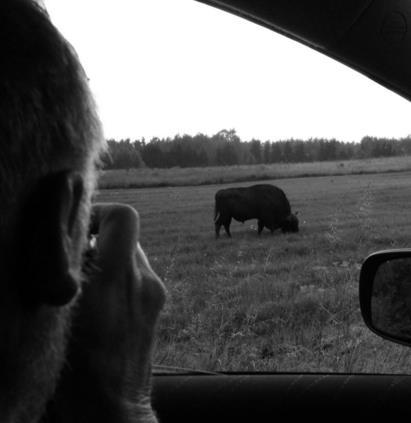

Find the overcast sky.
[{"left": 47, "top": 0, "right": 411, "bottom": 143}]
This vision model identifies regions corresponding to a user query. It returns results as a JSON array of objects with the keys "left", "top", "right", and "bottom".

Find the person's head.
[
  {"left": 281, "top": 213, "right": 299, "bottom": 233},
  {"left": 0, "top": 0, "right": 104, "bottom": 420}
]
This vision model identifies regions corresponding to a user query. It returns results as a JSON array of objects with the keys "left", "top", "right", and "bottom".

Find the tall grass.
[
  {"left": 97, "top": 170, "right": 411, "bottom": 373},
  {"left": 98, "top": 156, "right": 411, "bottom": 189}
]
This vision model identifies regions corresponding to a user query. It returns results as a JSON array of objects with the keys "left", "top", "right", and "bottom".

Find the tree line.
[{"left": 102, "top": 129, "right": 411, "bottom": 169}]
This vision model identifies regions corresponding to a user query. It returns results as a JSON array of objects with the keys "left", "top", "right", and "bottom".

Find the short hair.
[{"left": 0, "top": 0, "right": 104, "bottom": 229}]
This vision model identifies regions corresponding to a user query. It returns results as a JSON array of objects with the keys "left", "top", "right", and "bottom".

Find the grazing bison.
[{"left": 214, "top": 184, "right": 299, "bottom": 237}]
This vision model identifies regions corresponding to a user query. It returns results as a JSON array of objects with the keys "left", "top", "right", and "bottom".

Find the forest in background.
[{"left": 102, "top": 129, "right": 411, "bottom": 169}]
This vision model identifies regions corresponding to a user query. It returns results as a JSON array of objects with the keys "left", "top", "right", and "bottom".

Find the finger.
[
  {"left": 136, "top": 242, "right": 167, "bottom": 317},
  {"left": 90, "top": 202, "right": 139, "bottom": 237},
  {"left": 91, "top": 203, "right": 140, "bottom": 280}
]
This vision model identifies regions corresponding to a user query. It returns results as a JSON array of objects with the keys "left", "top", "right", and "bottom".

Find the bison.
[{"left": 214, "top": 184, "right": 299, "bottom": 237}]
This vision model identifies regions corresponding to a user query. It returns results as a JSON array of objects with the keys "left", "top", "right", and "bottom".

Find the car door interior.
[
  {"left": 151, "top": 1, "right": 411, "bottom": 421},
  {"left": 153, "top": 372, "right": 411, "bottom": 420}
]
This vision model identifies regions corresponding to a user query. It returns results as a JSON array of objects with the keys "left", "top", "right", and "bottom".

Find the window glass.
[{"left": 49, "top": 0, "right": 411, "bottom": 373}]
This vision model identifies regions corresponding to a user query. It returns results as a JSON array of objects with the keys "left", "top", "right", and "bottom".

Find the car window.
[{"left": 49, "top": 0, "right": 411, "bottom": 374}]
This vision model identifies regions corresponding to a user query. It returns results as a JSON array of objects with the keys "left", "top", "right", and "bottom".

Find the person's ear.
[{"left": 18, "top": 171, "right": 85, "bottom": 307}]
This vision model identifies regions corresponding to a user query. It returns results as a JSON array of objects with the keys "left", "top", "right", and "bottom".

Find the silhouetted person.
[{"left": 0, "top": 1, "right": 165, "bottom": 422}]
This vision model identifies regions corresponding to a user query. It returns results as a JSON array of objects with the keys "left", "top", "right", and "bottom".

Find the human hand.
[{"left": 46, "top": 203, "right": 166, "bottom": 423}]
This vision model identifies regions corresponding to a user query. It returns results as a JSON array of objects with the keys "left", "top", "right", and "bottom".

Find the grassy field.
[
  {"left": 98, "top": 156, "right": 411, "bottom": 189},
  {"left": 96, "top": 170, "right": 411, "bottom": 373}
]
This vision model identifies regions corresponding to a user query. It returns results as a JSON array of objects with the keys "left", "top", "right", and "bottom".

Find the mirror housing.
[{"left": 360, "top": 249, "right": 411, "bottom": 347}]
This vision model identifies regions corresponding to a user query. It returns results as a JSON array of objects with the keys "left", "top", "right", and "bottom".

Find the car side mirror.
[{"left": 360, "top": 249, "right": 411, "bottom": 347}]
